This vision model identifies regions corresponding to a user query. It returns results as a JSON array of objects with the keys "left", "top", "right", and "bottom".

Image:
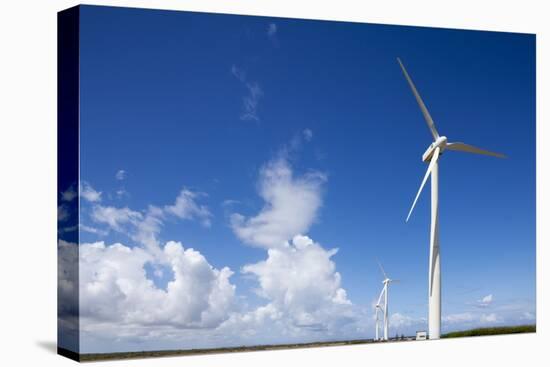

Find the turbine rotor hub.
[{"left": 422, "top": 136, "right": 447, "bottom": 162}]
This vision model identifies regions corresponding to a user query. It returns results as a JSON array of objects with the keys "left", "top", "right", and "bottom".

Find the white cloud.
[
  {"left": 231, "top": 156, "right": 326, "bottom": 249},
  {"left": 58, "top": 205, "right": 69, "bottom": 222},
  {"left": 165, "top": 189, "right": 212, "bottom": 227},
  {"left": 303, "top": 128, "right": 313, "bottom": 142},
  {"left": 222, "top": 199, "right": 240, "bottom": 207},
  {"left": 480, "top": 313, "right": 499, "bottom": 324},
  {"left": 267, "top": 23, "right": 277, "bottom": 37},
  {"left": 116, "top": 189, "right": 129, "bottom": 198},
  {"left": 132, "top": 205, "right": 165, "bottom": 257},
  {"left": 88, "top": 188, "right": 212, "bottom": 256},
  {"left": 80, "top": 224, "right": 108, "bottom": 236},
  {"left": 443, "top": 312, "right": 476, "bottom": 324},
  {"left": 91, "top": 205, "right": 143, "bottom": 232},
  {"left": 69, "top": 185, "right": 237, "bottom": 350},
  {"left": 242, "top": 235, "right": 351, "bottom": 331},
  {"left": 78, "top": 240, "right": 235, "bottom": 330},
  {"left": 58, "top": 240, "right": 78, "bottom": 306},
  {"left": 231, "top": 65, "right": 263, "bottom": 121},
  {"left": 231, "top": 64, "right": 246, "bottom": 81},
  {"left": 227, "top": 146, "right": 359, "bottom": 337},
  {"left": 389, "top": 313, "right": 425, "bottom": 329},
  {"left": 443, "top": 311, "right": 501, "bottom": 327},
  {"left": 75, "top": 174, "right": 370, "bottom": 351},
  {"left": 61, "top": 186, "right": 77, "bottom": 202},
  {"left": 81, "top": 182, "right": 102, "bottom": 202},
  {"left": 242, "top": 82, "right": 263, "bottom": 121},
  {"left": 115, "top": 169, "right": 126, "bottom": 181},
  {"left": 476, "top": 294, "right": 494, "bottom": 308}
]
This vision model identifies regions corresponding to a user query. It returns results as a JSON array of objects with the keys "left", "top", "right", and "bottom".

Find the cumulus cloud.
[
  {"left": 230, "top": 156, "right": 326, "bottom": 248},
  {"left": 242, "top": 235, "right": 351, "bottom": 331},
  {"left": 78, "top": 240, "right": 235, "bottom": 330},
  {"left": 58, "top": 240, "right": 80, "bottom": 351},
  {"left": 231, "top": 65, "right": 263, "bottom": 121},
  {"left": 58, "top": 240, "right": 78, "bottom": 317},
  {"left": 81, "top": 182, "right": 102, "bottom": 202},
  {"left": 229, "top": 149, "right": 355, "bottom": 336},
  {"left": 63, "top": 184, "right": 239, "bottom": 351}
]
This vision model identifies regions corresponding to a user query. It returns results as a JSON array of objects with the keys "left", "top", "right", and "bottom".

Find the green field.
[{"left": 442, "top": 324, "right": 536, "bottom": 338}]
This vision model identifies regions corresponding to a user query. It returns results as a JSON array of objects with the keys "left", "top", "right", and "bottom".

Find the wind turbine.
[
  {"left": 375, "top": 261, "right": 398, "bottom": 341},
  {"left": 397, "top": 58, "right": 506, "bottom": 340}
]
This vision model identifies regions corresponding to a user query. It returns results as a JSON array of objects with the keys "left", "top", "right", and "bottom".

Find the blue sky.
[{"left": 64, "top": 5, "right": 535, "bottom": 353}]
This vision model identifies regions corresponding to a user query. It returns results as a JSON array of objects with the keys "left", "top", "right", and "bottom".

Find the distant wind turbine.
[
  {"left": 397, "top": 57, "right": 506, "bottom": 340},
  {"left": 375, "top": 261, "right": 399, "bottom": 341}
]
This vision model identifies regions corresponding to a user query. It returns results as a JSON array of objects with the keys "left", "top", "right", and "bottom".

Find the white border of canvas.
[{"left": 0, "top": 1, "right": 546, "bottom": 366}]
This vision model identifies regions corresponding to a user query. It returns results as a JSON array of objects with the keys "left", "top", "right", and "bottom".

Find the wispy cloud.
[
  {"left": 476, "top": 294, "right": 494, "bottom": 308},
  {"left": 61, "top": 185, "right": 77, "bottom": 202},
  {"left": 222, "top": 199, "right": 240, "bottom": 207},
  {"left": 231, "top": 65, "right": 263, "bottom": 121},
  {"left": 267, "top": 23, "right": 277, "bottom": 38},
  {"left": 91, "top": 205, "right": 142, "bottom": 232},
  {"left": 87, "top": 186, "right": 213, "bottom": 257},
  {"left": 164, "top": 189, "right": 212, "bottom": 227},
  {"left": 80, "top": 224, "right": 108, "bottom": 236},
  {"left": 303, "top": 128, "right": 313, "bottom": 142},
  {"left": 80, "top": 181, "right": 102, "bottom": 203},
  {"left": 116, "top": 189, "right": 129, "bottom": 198},
  {"left": 267, "top": 23, "right": 280, "bottom": 47},
  {"left": 58, "top": 205, "right": 69, "bottom": 222},
  {"left": 115, "top": 169, "right": 126, "bottom": 181}
]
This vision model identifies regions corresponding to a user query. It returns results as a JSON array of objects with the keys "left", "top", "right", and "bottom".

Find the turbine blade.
[
  {"left": 377, "top": 259, "right": 388, "bottom": 279},
  {"left": 406, "top": 147, "right": 440, "bottom": 222},
  {"left": 377, "top": 287, "right": 385, "bottom": 306},
  {"left": 446, "top": 142, "right": 506, "bottom": 158},
  {"left": 397, "top": 58, "right": 439, "bottom": 141}
]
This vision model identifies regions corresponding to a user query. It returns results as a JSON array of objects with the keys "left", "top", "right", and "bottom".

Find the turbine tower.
[
  {"left": 397, "top": 58, "right": 506, "bottom": 340},
  {"left": 375, "top": 261, "right": 398, "bottom": 341},
  {"left": 375, "top": 303, "right": 382, "bottom": 341}
]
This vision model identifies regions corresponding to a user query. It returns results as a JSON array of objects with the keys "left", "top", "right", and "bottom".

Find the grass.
[
  {"left": 77, "top": 339, "right": 374, "bottom": 362},
  {"left": 442, "top": 324, "right": 535, "bottom": 338},
  {"left": 68, "top": 324, "right": 536, "bottom": 362}
]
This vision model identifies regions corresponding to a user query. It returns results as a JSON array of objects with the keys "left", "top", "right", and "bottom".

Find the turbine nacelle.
[{"left": 422, "top": 136, "right": 447, "bottom": 162}]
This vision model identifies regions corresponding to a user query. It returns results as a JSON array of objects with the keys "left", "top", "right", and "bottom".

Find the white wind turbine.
[
  {"left": 397, "top": 58, "right": 506, "bottom": 340},
  {"left": 375, "top": 261, "right": 398, "bottom": 341}
]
